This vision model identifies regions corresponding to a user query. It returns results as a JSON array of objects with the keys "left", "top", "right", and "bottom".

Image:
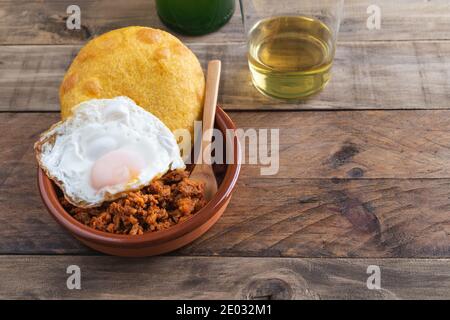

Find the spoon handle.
[{"left": 201, "top": 60, "right": 221, "bottom": 162}]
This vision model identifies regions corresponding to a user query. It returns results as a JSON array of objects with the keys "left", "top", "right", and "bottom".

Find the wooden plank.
[
  {"left": 4, "top": 110, "right": 450, "bottom": 179},
  {"left": 0, "top": 0, "right": 244, "bottom": 45},
  {"left": 1, "top": 41, "right": 449, "bottom": 111},
  {"left": 184, "top": 178, "right": 450, "bottom": 258},
  {"left": 236, "top": 110, "right": 450, "bottom": 179},
  {"left": 244, "top": 0, "right": 450, "bottom": 42},
  {"left": 1, "top": 1, "right": 450, "bottom": 45},
  {"left": 1, "top": 112, "right": 450, "bottom": 257},
  {"left": 1, "top": 256, "right": 449, "bottom": 299},
  {"left": 341, "top": 0, "right": 450, "bottom": 41}
]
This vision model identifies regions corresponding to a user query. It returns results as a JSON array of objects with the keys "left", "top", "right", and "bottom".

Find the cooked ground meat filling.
[{"left": 60, "top": 170, "right": 206, "bottom": 235}]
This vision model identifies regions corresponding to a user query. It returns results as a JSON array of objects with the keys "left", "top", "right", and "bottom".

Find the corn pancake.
[{"left": 59, "top": 27, "right": 205, "bottom": 135}]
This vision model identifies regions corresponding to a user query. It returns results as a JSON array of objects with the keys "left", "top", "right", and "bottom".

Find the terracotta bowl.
[{"left": 38, "top": 107, "right": 241, "bottom": 257}]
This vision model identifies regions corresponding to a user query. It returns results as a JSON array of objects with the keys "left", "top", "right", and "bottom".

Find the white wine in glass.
[
  {"left": 240, "top": 0, "right": 344, "bottom": 100},
  {"left": 248, "top": 16, "right": 334, "bottom": 99}
]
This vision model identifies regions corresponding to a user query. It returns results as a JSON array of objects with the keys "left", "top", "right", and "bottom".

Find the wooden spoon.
[{"left": 190, "top": 60, "right": 221, "bottom": 201}]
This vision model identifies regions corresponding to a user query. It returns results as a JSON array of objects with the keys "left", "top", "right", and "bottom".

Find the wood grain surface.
[
  {"left": 1, "top": 0, "right": 450, "bottom": 45},
  {"left": 1, "top": 41, "right": 449, "bottom": 111},
  {"left": 1, "top": 256, "right": 449, "bottom": 299},
  {"left": 1, "top": 0, "right": 450, "bottom": 300},
  {"left": 0, "top": 0, "right": 244, "bottom": 45},
  {"left": 2, "top": 112, "right": 450, "bottom": 257}
]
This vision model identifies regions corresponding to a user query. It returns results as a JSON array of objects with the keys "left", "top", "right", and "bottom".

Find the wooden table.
[{"left": 1, "top": 0, "right": 450, "bottom": 299}]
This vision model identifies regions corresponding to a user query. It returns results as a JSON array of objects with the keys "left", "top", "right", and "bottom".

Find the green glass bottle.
[{"left": 156, "top": 0, "right": 236, "bottom": 35}]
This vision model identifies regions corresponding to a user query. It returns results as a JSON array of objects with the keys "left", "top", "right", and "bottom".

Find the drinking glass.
[{"left": 239, "top": 0, "right": 344, "bottom": 99}]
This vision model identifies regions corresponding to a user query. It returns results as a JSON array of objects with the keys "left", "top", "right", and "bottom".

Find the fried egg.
[{"left": 35, "top": 96, "right": 185, "bottom": 208}]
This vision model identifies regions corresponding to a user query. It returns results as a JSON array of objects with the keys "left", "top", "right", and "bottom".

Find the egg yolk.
[{"left": 90, "top": 149, "right": 146, "bottom": 190}]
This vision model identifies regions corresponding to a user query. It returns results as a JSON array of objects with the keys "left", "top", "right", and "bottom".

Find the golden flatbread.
[{"left": 60, "top": 26, "right": 205, "bottom": 135}]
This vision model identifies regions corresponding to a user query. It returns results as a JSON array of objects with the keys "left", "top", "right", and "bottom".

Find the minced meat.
[{"left": 60, "top": 169, "right": 206, "bottom": 235}]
